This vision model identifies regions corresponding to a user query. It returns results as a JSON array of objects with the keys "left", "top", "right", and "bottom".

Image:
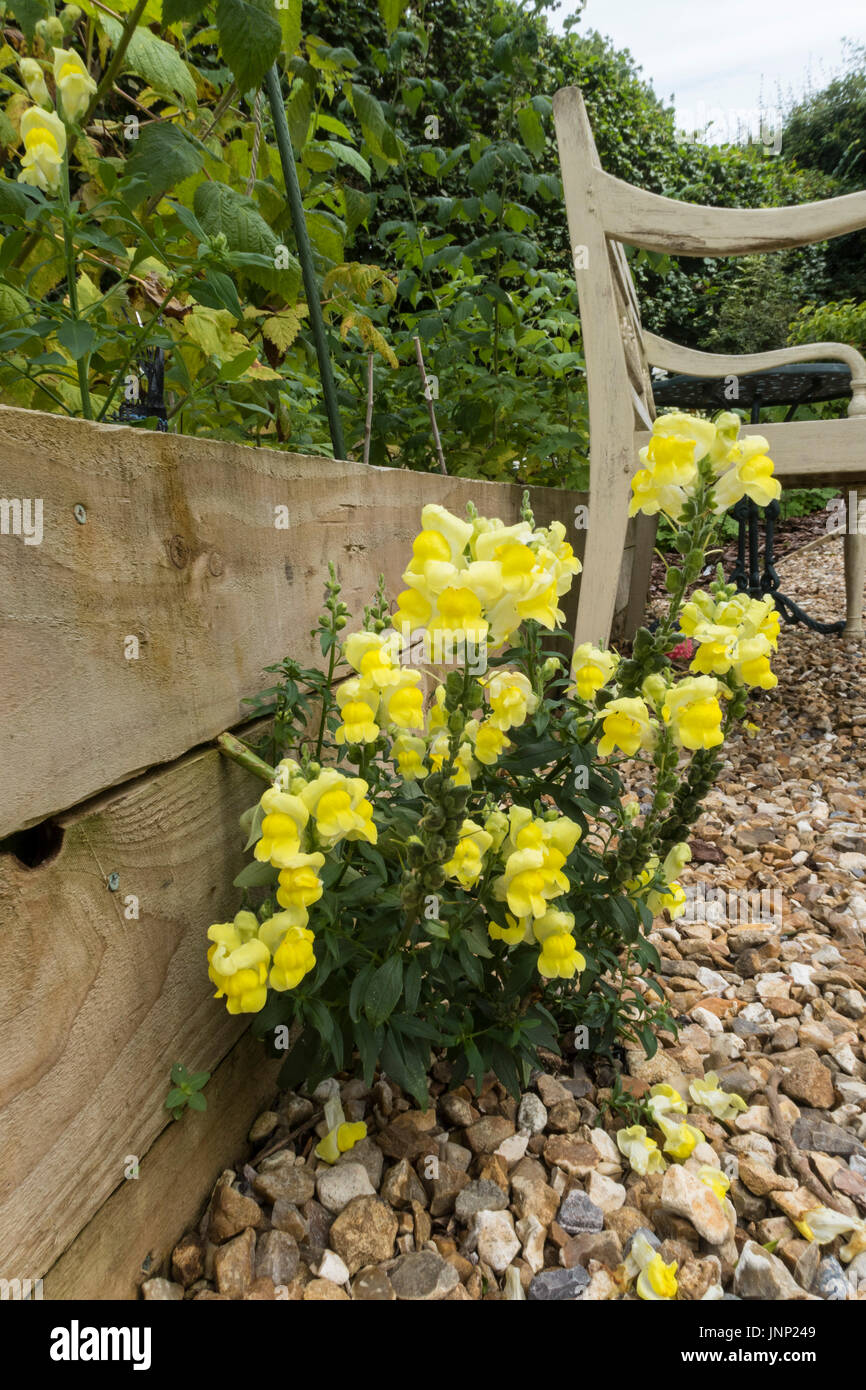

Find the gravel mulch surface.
[{"left": 142, "top": 535, "right": 865, "bottom": 1303}]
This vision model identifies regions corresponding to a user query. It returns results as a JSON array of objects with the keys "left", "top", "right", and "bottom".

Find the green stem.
[
  {"left": 60, "top": 152, "right": 93, "bottom": 420},
  {"left": 217, "top": 732, "right": 277, "bottom": 783},
  {"left": 315, "top": 640, "right": 338, "bottom": 762}
]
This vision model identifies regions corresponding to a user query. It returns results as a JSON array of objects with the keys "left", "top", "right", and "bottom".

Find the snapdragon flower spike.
[{"left": 315, "top": 1094, "right": 367, "bottom": 1164}]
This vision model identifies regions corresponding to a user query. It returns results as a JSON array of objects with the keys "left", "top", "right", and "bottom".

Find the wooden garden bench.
[{"left": 553, "top": 85, "right": 866, "bottom": 646}]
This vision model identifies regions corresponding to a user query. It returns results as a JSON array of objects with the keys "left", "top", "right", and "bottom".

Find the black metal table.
[{"left": 651, "top": 362, "right": 852, "bottom": 634}]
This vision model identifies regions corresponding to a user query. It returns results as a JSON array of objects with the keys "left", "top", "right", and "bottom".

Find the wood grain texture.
[
  {"left": 0, "top": 741, "right": 269, "bottom": 1282},
  {"left": 0, "top": 406, "right": 623, "bottom": 838},
  {"left": 42, "top": 1032, "right": 280, "bottom": 1301}
]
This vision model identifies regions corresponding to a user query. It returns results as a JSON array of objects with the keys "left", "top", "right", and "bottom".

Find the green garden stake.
[{"left": 263, "top": 63, "right": 346, "bottom": 462}]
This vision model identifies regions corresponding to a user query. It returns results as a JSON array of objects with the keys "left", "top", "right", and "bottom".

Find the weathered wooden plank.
[
  {"left": 42, "top": 1033, "right": 280, "bottom": 1301},
  {"left": 0, "top": 406, "right": 614, "bottom": 837},
  {"left": 0, "top": 740, "right": 267, "bottom": 1282}
]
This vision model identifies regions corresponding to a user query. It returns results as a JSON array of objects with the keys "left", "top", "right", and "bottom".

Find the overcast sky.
[{"left": 551, "top": 0, "right": 862, "bottom": 142}]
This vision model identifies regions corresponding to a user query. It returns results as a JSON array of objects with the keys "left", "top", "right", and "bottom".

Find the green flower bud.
[{"left": 36, "top": 16, "right": 64, "bottom": 44}]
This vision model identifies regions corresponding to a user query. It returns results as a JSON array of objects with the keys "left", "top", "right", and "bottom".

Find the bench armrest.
[
  {"left": 643, "top": 333, "right": 866, "bottom": 418},
  {"left": 594, "top": 169, "right": 866, "bottom": 257}
]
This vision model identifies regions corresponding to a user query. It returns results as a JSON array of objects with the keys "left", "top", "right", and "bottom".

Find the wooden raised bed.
[{"left": 0, "top": 405, "right": 649, "bottom": 1298}]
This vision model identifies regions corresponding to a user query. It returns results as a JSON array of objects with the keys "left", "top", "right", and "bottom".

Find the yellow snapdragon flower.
[
  {"left": 493, "top": 843, "right": 569, "bottom": 920},
  {"left": 443, "top": 819, "right": 494, "bottom": 888},
  {"left": 624, "top": 1231, "right": 678, "bottom": 1300},
  {"left": 678, "top": 590, "right": 718, "bottom": 637},
  {"left": 343, "top": 631, "right": 403, "bottom": 688},
  {"left": 662, "top": 676, "right": 724, "bottom": 751},
  {"left": 269, "top": 924, "right": 316, "bottom": 991},
  {"left": 657, "top": 1112, "right": 704, "bottom": 1160},
  {"left": 536, "top": 930, "right": 584, "bottom": 980},
  {"left": 316, "top": 1119, "right": 367, "bottom": 1164},
  {"left": 733, "top": 635, "right": 777, "bottom": 690},
  {"left": 616, "top": 1124, "right": 667, "bottom": 1175},
  {"left": 689, "top": 1072, "right": 748, "bottom": 1123},
  {"left": 379, "top": 671, "right": 425, "bottom": 730},
  {"left": 637, "top": 1253, "right": 678, "bottom": 1301},
  {"left": 713, "top": 439, "right": 781, "bottom": 512},
  {"left": 488, "top": 911, "right": 531, "bottom": 945},
  {"left": 207, "top": 911, "right": 270, "bottom": 1014},
  {"left": 471, "top": 719, "right": 511, "bottom": 766},
  {"left": 17, "top": 106, "right": 66, "bottom": 192},
  {"left": 698, "top": 1166, "right": 731, "bottom": 1203},
  {"left": 275, "top": 852, "right": 325, "bottom": 922},
  {"left": 795, "top": 1207, "right": 866, "bottom": 1258},
  {"left": 644, "top": 432, "right": 698, "bottom": 488},
  {"left": 650, "top": 410, "right": 717, "bottom": 465},
  {"left": 708, "top": 410, "right": 743, "bottom": 473},
  {"left": 254, "top": 787, "right": 310, "bottom": 867},
  {"left": 484, "top": 809, "right": 509, "bottom": 851},
  {"left": 598, "top": 696, "right": 655, "bottom": 756},
  {"left": 533, "top": 910, "right": 585, "bottom": 979},
  {"left": 334, "top": 678, "right": 380, "bottom": 745},
  {"left": 301, "top": 769, "right": 377, "bottom": 845},
  {"left": 484, "top": 669, "right": 538, "bottom": 730},
  {"left": 391, "top": 732, "right": 428, "bottom": 781},
  {"left": 19, "top": 58, "right": 51, "bottom": 108},
  {"left": 629, "top": 468, "right": 686, "bottom": 520},
  {"left": 571, "top": 642, "right": 617, "bottom": 701},
  {"left": 689, "top": 623, "right": 739, "bottom": 676},
  {"left": 646, "top": 1083, "right": 688, "bottom": 1123},
  {"left": 392, "top": 586, "right": 432, "bottom": 632},
  {"left": 52, "top": 48, "right": 97, "bottom": 122}
]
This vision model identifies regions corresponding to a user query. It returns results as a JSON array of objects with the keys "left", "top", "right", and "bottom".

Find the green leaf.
[
  {"left": 125, "top": 121, "right": 205, "bottom": 199},
  {"left": 215, "top": 0, "right": 282, "bottom": 95},
  {"left": 348, "top": 961, "right": 375, "bottom": 1022},
  {"left": 186, "top": 1091, "right": 207, "bottom": 1112},
  {"left": 57, "top": 320, "right": 95, "bottom": 359},
  {"left": 162, "top": 0, "right": 207, "bottom": 22},
  {"left": 194, "top": 181, "right": 298, "bottom": 294},
  {"left": 354, "top": 1017, "right": 381, "bottom": 1085},
  {"left": 233, "top": 859, "right": 278, "bottom": 889},
  {"left": 99, "top": 16, "right": 198, "bottom": 109},
  {"left": 364, "top": 955, "right": 403, "bottom": 1028},
  {"left": 277, "top": 0, "right": 302, "bottom": 56},
  {"left": 7, "top": 0, "right": 49, "bottom": 43},
  {"left": 165, "top": 1087, "right": 188, "bottom": 1108},
  {"left": 404, "top": 955, "right": 421, "bottom": 1014},
  {"left": 378, "top": 0, "right": 407, "bottom": 39},
  {"left": 170, "top": 1062, "right": 188, "bottom": 1084},
  {"left": 320, "top": 140, "right": 371, "bottom": 183},
  {"left": 187, "top": 1070, "right": 211, "bottom": 1090},
  {"left": 0, "top": 283, "right": 33, "bottom": 327},
  {"left": 241, "top": 801, "right": 266, "bottom": 851},
  {"left": 517, "top": 105, "right": 546, "bottom": 159}
]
